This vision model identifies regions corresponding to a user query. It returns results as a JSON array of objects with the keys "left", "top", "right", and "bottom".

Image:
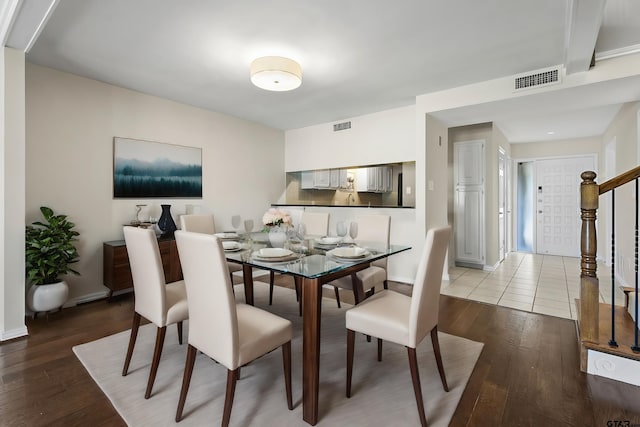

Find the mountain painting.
[{"left": 113, "top": 137, "right": 202, "bottom": 198}]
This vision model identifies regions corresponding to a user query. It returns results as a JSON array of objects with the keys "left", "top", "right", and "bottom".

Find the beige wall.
[
  {"left": 26, "top": 64, "right": 285, "bottom": 304},
  {"left": 510, "top": 136, "right": 601, "bottom": 159},
  {"left": 1, "top": 48, "right": 27, "bottom": 340},
  {"left": 602, "top": 102, "right": 640, "bottom": 285}
]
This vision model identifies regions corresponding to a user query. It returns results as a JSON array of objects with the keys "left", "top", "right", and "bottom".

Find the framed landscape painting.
[{"left": 113, "top": 137, "right": 202, "bottom": 198}]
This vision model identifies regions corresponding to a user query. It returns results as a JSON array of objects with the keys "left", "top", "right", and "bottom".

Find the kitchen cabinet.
[
  {"left": 356, "top": 166, "right": 393, "bottom": 193},
  {"left": 301, "top": 169, "right": 345, "bottom": 189}
]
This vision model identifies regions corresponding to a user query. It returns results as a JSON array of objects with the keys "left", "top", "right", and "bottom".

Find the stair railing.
[{"left": 580, "top": 168, "right": 640, "bottom": 360}]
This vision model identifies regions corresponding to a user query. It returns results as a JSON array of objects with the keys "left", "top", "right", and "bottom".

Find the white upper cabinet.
[
  {"left": 455, "top": 141, "right": 484, "bottom": 186},
  {"left": 301, "top": 169, "right": 344, "bottom": 189},
  {"left": 356, "top": 166, "right": 393, "bottom": 193}
]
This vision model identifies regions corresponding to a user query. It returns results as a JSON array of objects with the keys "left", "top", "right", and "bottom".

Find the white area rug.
[{"left": 73, "top": 282, "right": 483, "bottom": 426}]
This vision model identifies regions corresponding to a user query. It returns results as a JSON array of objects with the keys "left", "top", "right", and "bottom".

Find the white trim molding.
[{"left": 1, "top": 325, "right": 29, "bottom": 341}]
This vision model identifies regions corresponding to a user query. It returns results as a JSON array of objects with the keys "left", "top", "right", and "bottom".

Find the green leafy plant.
[{"left": 25, "top": 206, "right": 80, "bottom": 286}]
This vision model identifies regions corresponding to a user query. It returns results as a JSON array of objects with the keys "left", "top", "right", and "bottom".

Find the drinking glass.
[
  {"left": 243, "top": 219, "right": 254, "bottom": 244},
  {"left": 231, "top": 215, "right": 241, "bottom": 231},
  {"left": 349, "top": 222, "right": 358, "bottom": 242},
  {"left": 296, "top": 223, "right": 306, "bottom": 240},
  {"left": 336, "top": 221, "right": 347, "bottom": 239}
]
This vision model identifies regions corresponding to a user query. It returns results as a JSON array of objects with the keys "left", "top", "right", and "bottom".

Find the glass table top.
[{"left": 223, "top": 233, "right": 410, "bottom": 279}]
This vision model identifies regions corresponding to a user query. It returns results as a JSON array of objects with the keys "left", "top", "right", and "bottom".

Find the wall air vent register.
[
  {"left": 333, "top": 121, "right": 351, "bottom": 131},
  {"left": 514, "top": 68, "right": 560, "bottom": 91}
]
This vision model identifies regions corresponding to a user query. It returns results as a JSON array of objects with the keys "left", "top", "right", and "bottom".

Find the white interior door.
[
  {"left": 498, "top": 148, "right": 506, "bottom": 261},
  {"left": 535, "top": 156, "right": 595, "bottom": 257}
]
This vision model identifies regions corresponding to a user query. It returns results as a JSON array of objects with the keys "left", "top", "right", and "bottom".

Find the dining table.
[{"left": 223, "top": 233, "right": 411, "bottom": 426}]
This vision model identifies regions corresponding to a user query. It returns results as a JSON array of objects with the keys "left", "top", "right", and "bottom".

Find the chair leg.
[
  {"left": 175, "top": 344, "right": 198, "bottom": 422},
  {"left": 145, "top": 326, "right": 167, "bottom": 399},
  {"left": 222, "top": 369, "right": 239, "bottom": 427},
  {"left": 177, "top": 321, "right": 183, "bottom": 345},
  {"left": 407, "top": 347, "right": 428, "bottom": 427},
  {"left": 122, "top": 312, "right": 142, "bottom": 376},
  {"left": 346, "top": 329, "right": 355, "bottom": 398},
  {"left": 334, "top": 286, "right": 341, "bottom": 308},
  {"left": 377, "top": 338, "right": 383, "bottom": 362},
  {"left": 383, "top": 279, "right": 388, "bottom": 290},
  {"left": 269, "top": 271, "right": 275, "bottom": 305},
  {"left": 282, "top": 341, "right": 293, "bottom": 410},
  {"left": 430, "top": 325, "right": 449, "bottom": 392}
]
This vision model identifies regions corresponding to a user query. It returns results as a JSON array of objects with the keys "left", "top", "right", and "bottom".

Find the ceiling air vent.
[
  {"left": 514, "top": 67, "right": 560, "bottom": 91},
  {"left": 333, "top": 121, "right": 351, "bottom": 132}
]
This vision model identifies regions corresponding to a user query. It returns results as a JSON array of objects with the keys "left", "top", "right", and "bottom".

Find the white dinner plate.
[
  {"left": 314, "top": 236, "right": 342, "bottom": 245},
  {"left": 327, "top": 247, "right": 368, "bottom": 259},
  {"left": 222, "top": 241, "right": 240, "bottom": 251},
  {"left": 256, "top": 247, "right": 293, "bottom": 258},
  {"left": 214, "top": 232, "right": 239, "bottom": 239}
]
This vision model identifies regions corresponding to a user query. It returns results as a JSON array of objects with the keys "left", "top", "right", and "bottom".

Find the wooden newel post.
[{"left": 580, "top": 171, "right": 599, "bottom": 347}]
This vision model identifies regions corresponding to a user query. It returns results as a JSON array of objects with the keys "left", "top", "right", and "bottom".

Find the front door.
[{"left": 535, "top": 156, "right": 595, "bottom": 257}]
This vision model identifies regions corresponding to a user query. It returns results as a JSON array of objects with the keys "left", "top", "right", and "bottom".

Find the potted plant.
[{"left": 25, "top": 206, "right": 80, "bottom": 314}]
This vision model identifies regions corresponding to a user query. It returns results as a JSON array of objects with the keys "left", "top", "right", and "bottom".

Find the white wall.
[
  {"left": 285, "top": 105, "right": 415, "bottom": 171},
  {"left": 26, "top": 64, "right": 285, "bottom": 304},
  {"left": 1, "top": 48, "right": 27, "bottom": 340}
]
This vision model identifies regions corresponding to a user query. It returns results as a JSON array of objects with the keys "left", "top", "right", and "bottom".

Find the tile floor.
[{"left": 442, "top": 252, "right": 627, "bottom": 320}]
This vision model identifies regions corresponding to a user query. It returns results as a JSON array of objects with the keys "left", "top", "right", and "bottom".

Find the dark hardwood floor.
[{"left": 1, "top": 278, "right": 639, "bottom": 426}]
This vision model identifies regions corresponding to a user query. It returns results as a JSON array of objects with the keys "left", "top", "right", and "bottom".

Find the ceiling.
[{"left": 4, "top": 0, "right": 640, "bottom": 141}]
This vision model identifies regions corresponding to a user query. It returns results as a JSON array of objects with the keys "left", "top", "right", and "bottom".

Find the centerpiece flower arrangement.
[
  {"left": 262, "top": 208, "right": 292, "bottom": 248},
  {"left": 261, "top": 208, "right": 292, "bottom": 231}
]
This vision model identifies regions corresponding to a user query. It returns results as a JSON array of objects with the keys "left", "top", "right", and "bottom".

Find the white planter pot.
[{"left": 27, "top": 281, "right": 69, "bottom": 313}]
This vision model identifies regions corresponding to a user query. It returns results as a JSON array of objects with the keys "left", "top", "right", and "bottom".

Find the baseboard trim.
[
  {"left": 1, "top": 326, "right": 29, "bottom": 341},
  {"left": 64, "top": 290, "right": 110, "bottom": 308}
]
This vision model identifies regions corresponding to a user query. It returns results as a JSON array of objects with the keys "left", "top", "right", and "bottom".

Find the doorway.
[{"left": 516, "top": 156, "right": 595, "bottom": 257}]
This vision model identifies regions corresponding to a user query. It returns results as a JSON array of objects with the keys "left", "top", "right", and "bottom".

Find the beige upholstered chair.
[
  {"left": 269, "top": 211, "right": 329, "bottom": 307},
  {"left": 345, "top": 226, "right": 451, "bottom": 427},
  {"left": 179, "top": 214, "right": 243, "bottom": 281},
  {"left": 300, "top": 211, "right": 329, "bottom": 237},
  {"left": 121, "top": 226, "right": 189, "bottom": 399},
  {"left": 327, "top": 214, "right": 390, "bottom": 307},
  {"left": 174, "top": 231, "right": 293, "bottom": 426}
]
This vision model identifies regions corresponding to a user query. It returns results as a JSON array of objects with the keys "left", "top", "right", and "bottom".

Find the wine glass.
[
  {"left": 336, "top": 221, "right": 347, "bottom": 241},
  {"left": 243, "top": 219, "right": 254, "bottom": 244},
  {"left": 349, "top": 222, "right": 358, "bottom": 243},
  {"left": 296, "top": 223, "right": 306, "bottom": 240},
  {"left": 231, "top": 215, "right": 241, "bottom": 233}
]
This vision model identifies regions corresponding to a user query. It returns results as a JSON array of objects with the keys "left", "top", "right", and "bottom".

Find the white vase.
[
  {"left": 27, "top": 280, "right": 69, "bottom": 313},
  {"left": 268, "top": 226, "right": 287, "bottom": 248}
]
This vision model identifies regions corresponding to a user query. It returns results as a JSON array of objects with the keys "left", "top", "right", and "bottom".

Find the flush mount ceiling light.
[{"left": 250, "top": 56, "right": 302, "bottom": 91}]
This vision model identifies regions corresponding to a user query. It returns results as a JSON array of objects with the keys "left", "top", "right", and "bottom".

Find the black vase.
[{"left": 158, "top": 204, "right": 177, "bottom": 235}]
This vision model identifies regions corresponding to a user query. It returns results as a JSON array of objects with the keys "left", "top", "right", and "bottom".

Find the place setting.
[{"left": 251, "top": 247, "right": 303, "bottom": 263}]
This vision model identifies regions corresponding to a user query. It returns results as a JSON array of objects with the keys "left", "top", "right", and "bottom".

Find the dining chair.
[
  {"left": 179, "top": 214, "right": 244, "bottom": 282},
  {"left": 345, "top": 226, "right": 451, "bottom": 427},
  {"left": 327, "top": 214, "right": 390, "bottom": 307},
  {"left": 174, "top": 231, "right": 293, "bottom": 426},
  {"left": 121, "top": 226, "right": 189, "bottom": 399},
  {"left": 269, "top": 211, "right": 330, "bottom": 308}
]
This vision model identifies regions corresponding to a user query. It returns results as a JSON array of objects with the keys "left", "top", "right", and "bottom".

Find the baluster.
[
  {"left": 609, "top": 189, "right": 617, "bottom": 347},
  {"left": 580, "top": 171, "right": 599, "bottom": 350},
  {"left": 633, "top": 180, "right": 640, "bottom": 352}
]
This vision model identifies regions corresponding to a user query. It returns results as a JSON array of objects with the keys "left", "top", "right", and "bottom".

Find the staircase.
[{"left": 577, "top": 169, "right": 640, "bottom": 386}]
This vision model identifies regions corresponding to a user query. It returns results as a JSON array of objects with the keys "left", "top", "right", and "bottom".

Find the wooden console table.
[{"left": 103, "top": 235, "right": 182, "bottom": 299}]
